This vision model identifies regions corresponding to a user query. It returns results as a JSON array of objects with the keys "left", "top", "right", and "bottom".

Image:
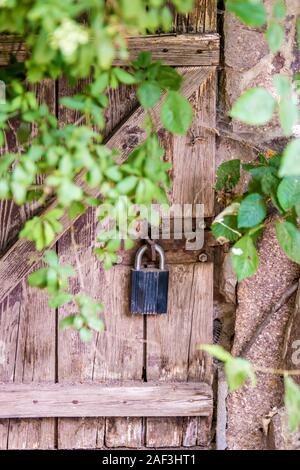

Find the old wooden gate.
[{"left": 0, "top": 1, "right": 218, "bottom": 449}]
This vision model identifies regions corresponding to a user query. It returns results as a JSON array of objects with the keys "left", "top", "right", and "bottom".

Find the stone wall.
[{"left": 214, "top": 0, "right": 300, "bottom": 450}]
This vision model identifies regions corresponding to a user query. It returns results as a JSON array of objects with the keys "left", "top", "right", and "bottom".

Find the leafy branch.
[
  {"left": 0, "top": 0, "right": 194, "bottom": 339},
  {"left": 201, "top": 344, "right": 300, "bottom": 433}
]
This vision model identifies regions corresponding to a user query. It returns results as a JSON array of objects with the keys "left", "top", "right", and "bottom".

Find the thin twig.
[
  {"left": 239, "top": 281, "right": 299, "bottom": 357},
  {"left": 254, "top": 365, "right": 300, "bottom": 377}
]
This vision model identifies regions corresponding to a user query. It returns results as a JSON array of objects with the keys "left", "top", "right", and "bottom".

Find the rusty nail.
[{"left": 199, "top": 253, "right": 208, "bottom": 263}]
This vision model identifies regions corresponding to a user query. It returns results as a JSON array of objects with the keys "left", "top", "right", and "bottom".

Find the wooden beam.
[
  {"left": 0, "top": 33, "right": 219, "bottom": 66},
  {"left": 0, "top": 67, "right": 212, "bottom": 305},
  {"left": 0, "top": 382, "right": 212, "bottom": 418}
]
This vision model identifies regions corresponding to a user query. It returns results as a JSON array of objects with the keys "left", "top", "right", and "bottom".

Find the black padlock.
[{"left": 130, "top": 243, "right": 169, "bottom": 315}]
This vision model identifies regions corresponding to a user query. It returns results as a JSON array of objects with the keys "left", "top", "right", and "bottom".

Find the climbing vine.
[
  {"left": 209, "top": 0, "right": 300, "bottom": 434},
  {"left": 0, "top": 0, "right": 193, "bottom": 338}
]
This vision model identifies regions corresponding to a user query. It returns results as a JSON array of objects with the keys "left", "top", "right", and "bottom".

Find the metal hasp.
[{"left": 130, "top": 243, "right": 169, "bottom": 315}]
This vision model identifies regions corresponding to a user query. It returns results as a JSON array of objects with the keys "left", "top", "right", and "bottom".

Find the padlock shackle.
[{"left": 134, "top": 243, "right": 166, "bottom": 271}]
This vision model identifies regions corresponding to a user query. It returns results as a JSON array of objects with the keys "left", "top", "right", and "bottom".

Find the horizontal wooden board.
[
  {"left": 0, "top": 382, "right": 212, "bottom": 418},
  {"left": 0, "top": 34, "right": 219, "bottom": 66}
]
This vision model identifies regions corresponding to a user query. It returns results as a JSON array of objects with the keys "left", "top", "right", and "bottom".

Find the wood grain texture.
[
  {"left": 0, "top": 67, "right": 212, "bottom": 307},
  {"left": 0, "top": 280, "right": 55, "bottom": 449},
  {"left": 164, "top": 68, "right": 216, "bottom": 216},
  {"left": 0, "top": 79, "right": 56, "bottom": 450},
  {"left": 0, "top": 34, "right": 219, "bottom": 66},
  {"left": 146, "top": 263, "right": 213, "bottom": 447},
  {"left": 0, "top": 80, "right": 55, "bottom": 256},
  {"left": 173, "top": 0, "right": 206, "bottom": 33},
  {"left": 205, "top": 0, "right": 218, "bottom": 33},
  {"left": 0, "top": 382, "right": 212, "bottom": 418},
  {"left": 56, "top": 73, "right": 144, "bottom": 448}
]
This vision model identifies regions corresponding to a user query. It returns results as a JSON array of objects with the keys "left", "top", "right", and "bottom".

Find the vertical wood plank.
[
  {"left": 204, "top": 0, "right": 218, "bottom": 32},
  {"left": 164, "top": 68, "right": 216, "bottom": 217},
  {"left": 146, "top": 0, "right": 216, "bottom": 449},
  {"left": 0, "top": 279, "right": 56, "bottom": 449},
  {"left": 57, "top": 209, "right": 106, "bottom": 449},
  {"left": 57, "top": 213, "right": 144, "bottom": 448},
  {"left": 0, "top": 79, "right": 56, "bottom": 449},
  {"left": 173, "top": 0, "right": 206, "bottom": 33},
  {"left": 146, "top": 264, "right": 213, "bottom": 448},
  {"left": 0, "top": 80, "right": 55, "bottom": 255},
  {"left": 56, "top": 77, "right": 143, "bottom": 449}
]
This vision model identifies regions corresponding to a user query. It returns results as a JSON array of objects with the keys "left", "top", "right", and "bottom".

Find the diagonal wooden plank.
[
  {"left": 0, "top": 67, "right": 212, "bottom": 305},
  {"left": 0, "top": 33, "right": 219, "bottom": 66}
]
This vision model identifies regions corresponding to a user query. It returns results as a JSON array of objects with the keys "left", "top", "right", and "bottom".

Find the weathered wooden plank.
[
  {"left": 173, "top": 0, "right": 206, "bottom": 33},
  {"left": 0, "top": 279, "right": 56, "bottom": 449},
  {"left": 90, "top": 265, "right": 143, "bottom": 448},
  {"left": 204, "top": 0, "right": 218, "bottom": 33},
  {"left": 56, "top": 73, "right": 144, "bottom": 448},
  {"left": 0, "top": 382, "right": 212, "bottom": 418},
  {"left": 163, "top": 68, "right": 216, "bottom": 216},
  {"left": 0, "top": 67, "right": 211, "bottom": 306},
  {"left": 0, "top": 79, "right": 56, "bottom": 450},
  {"left": 0, "top": 34, "right": 219, "bottom": 66},
  {"left": 0, "top": 80, "right": 56, "bottom": 256},
  {"left": 55, "top": 76, "right": 105, "bottom": 449},
  {"left": 146, "top": 263, "right": 213, "bottom": 447}
]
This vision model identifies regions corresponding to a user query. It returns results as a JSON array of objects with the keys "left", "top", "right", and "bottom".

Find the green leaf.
[
  {"left": 172, "top": 0, "right": 193, "bottom": 14},
  {"left": 273, "top": 75, "right": 299, "bottom": 136},
  {"left": 279, "top": 95, "right": 299, "bottom": 137},
  {"left": 199, "top": 344, "right": 232, "bottom": 362},
  {"left": 211, "top": 215, "right": 241, "bottom": 243},
  {"left": 17, "top": 122, "right": 31, "bottom": 144},
  {"left": 160, "top": 91, "right": 193, "bottom": 135},
  {"left": 225, "top": 357, "right": 256, "bottom": 392},
  {"left": 201, "top": 344, "right": 256, "bottom": 392},
  {"left": 215, "top": 159, "right": 240, "bottom": 191},
  {"left": 273, "top": 0, "right": 286, "bottom": 19},
  {"left": 79, "top": 327, "right": 93, "bottom": 342},
  {"left": 0, "top": 154, "right": 15, "bottom": 175},
  {"left": 276, "top": 221, "right": 300, "bottom": 264},
  {"left": 226, "top": 0, "right": 267, "bottom": 27},
  {"left": 43, "top": 249, "right": 58, "bottom": 267},
  {"left": 88, "top": 316, "right": 105, "bottom": 332},
  {"left": 157, "top": 66, "right": 182, "bottom": 91},
  {"left": 133, "top": 51, "right": 152, "bottom": 69},
  {"left": 279, "top": 139, "right": 300, "bottom": 177},
  {"left": 116, "top": 175, "right": 138, "bottom": 194},
  {"left": 137, "top": 81, "right": 161, "bottom": 109},
  {"left": 230, "top": 88, "right": 276, "bottom": 125},
  {"left": 238, "top": 193, "right": 267, "bottom": 228},
  {"left": 284, "top": 376, "right": 300, "bottom": 432},
  {"left": 265, "top": 22, "right": 284, "bottom": 53},
  {"left": 273, "top": 74, "right": 290, "bottom": 96},
  {"left": 231, "top": 235, "right": 259, "bottom": 281},
  {"left": 68, "top": 201, "right": 85, "bottom": 220},
  {"left": 113, "top": 67, "right": 137, "bottom": 85},
  {"left": 277, "top": 176, "right": 300, "bottom": 210},
  {"left": 59, "top": 315, "right": 75, "bottom": 329},
  {"left": 48, "top": 292, "right": 73, "bottom": 308},
  {"left": 28, "top": 268, "right": 48, "bottom": 288}
]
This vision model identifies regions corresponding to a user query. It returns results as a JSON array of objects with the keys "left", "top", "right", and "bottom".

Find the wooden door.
[{"left": 0, "top": 1, "right": 218, "bottom": 449}]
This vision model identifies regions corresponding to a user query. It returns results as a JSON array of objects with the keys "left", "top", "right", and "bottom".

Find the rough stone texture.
[
  {"left": 224, "top": 0, "right": 300, "bottom": 142},
  {"left": 214, "top": 1, "right": 300, "bottom": 450},
  {"left": 267, "top": 407, "right": 300, "bottom": 449},
  {"left": 226, "top": 224, "right": 300, "bottom": 450},
  {"left": 219, "top": 252, "right": 237, "bottom": 305}
]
